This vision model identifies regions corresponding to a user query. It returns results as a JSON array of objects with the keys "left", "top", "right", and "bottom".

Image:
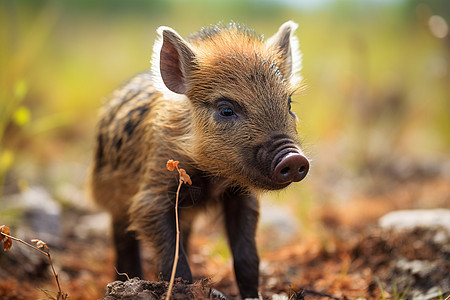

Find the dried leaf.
[
  {"left": 0, "top": 225, "right": 7, "bottom": 239},
  {"left": 0, "top": 225, "right": 13, "bottom": 251},
  {"left": 179, "top": 169, "right": 192, "bottom": 185},
  {"left": 31, "top": 239, "right": 49, "bottom": 251},
  {"left": 166, "top": 160, "right": 179, "bottom": 172}
]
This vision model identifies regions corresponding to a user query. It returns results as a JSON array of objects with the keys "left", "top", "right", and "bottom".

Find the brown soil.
[{"left": 1, "top": 175, "right": 449, "bottom": 300}]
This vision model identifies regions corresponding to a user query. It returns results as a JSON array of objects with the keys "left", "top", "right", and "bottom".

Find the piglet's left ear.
[
  {"left": 158, "top": 27, "right": 197, "bottom": 94},
  {"left": 267, "top": 21, "right": 302, "bottom": 85},
  {"left": 151, "top": 26, "right": 197, "bottom": 99}
]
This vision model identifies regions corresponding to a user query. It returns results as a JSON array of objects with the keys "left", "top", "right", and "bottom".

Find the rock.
[
  {"left": 4, "top": 186, "right": 62, "bottom": 247},
  {"left": 377, "top": 209, "right": 450, "bottom": 300},
  {"left": 390, "top": 258, "right": 448, "bottom": 300},
  {"left": 379, "top": 209, "right": 450, "bottom": 232}
]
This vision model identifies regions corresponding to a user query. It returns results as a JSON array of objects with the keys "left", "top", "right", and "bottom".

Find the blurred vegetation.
[{"left": 1, "top": 0, "right": 449, "bottom": 204}]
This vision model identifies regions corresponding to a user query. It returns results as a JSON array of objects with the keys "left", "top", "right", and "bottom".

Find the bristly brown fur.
[{"left": 187, "top": 22, "right": 263, "bottom": 43}]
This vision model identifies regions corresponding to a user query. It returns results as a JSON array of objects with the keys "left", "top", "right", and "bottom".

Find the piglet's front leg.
[{"left": 223, "top": 189, "right": 260, "bottom": 299}]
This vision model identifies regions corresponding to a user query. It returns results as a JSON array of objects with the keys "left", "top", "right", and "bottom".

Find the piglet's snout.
[{"left": 272, "top": 152, "right": 309, "bottom": 184}]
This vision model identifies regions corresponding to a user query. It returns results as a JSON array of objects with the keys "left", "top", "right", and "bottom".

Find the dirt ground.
[{"left": 1, "top": 163, "right": 449, "bottom": 300}]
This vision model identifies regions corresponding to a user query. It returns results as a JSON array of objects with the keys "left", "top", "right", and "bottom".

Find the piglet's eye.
[
  {"left": 215, "top": 97, "right": 240, "bottom": 121},
  {"left": 288, "top": 96, "right": 292, "bottom": 111},
  {"left": 220, "top": 107, "right": 235, "bottom": 117}
]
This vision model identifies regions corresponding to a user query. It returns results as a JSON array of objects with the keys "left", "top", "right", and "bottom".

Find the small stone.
[{"left": 379, "top": 209, "right": 450, "bottom": 232}]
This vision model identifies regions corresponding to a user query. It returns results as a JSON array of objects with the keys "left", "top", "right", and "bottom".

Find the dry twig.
[
  {"left": 114, "top": 266, "right": 130, "bottom": 281},
  {"left": 165, "top": 160, "right": 192, "bottom": 300},
  {"left": 0, "top": 225, "right": 68, "bottom": 299}
]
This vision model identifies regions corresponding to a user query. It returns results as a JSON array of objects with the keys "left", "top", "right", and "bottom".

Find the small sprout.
[{"left": 0, "top": 225, "right": 13, "bottom": 251}]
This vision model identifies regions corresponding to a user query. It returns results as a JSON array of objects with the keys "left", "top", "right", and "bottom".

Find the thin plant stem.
[
  {"left": 1, "top": 232, "right": 47, "bottom": 255},
  {"left": 165, "top": 177, "right": 182, "bottom": 300},
  {"left": 1, "top": 232, "right": 63, "bottom": 296},
  {"left": 114, "top": 267, "right": 130, "bottom": 281},
  {"left": 47, "top": 252, "right": 62, "bottom": 296}
]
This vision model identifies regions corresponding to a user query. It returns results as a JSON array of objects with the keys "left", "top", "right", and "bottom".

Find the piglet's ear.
[
  {"left": 267, "top": 21, "right": 302, "bottom": 84},
  {"left": 155, "top": 26, "right": 196, "bottom": 95}
]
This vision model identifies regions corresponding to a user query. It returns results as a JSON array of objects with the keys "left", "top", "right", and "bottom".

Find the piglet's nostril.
[
  {"left": 273, "top": 153, "right": 309, "bottom": 185},
  {"left": 280, "top": 167, "right": 290, "bottom": 176},
  {"left": 299, "top": 165, "right": 307, "bottom": 176}
]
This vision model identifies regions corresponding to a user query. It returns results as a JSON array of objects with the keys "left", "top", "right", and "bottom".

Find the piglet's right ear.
[{"left": 156, "top": 27, "right": 196, "bottom": 95}]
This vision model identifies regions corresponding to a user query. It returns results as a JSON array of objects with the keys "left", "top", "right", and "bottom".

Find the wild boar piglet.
[{"left": 89, "top": 21, "right": 309, "bottom": 299}]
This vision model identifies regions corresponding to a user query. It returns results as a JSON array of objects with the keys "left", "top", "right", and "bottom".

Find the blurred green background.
[{"left": 1, "top": 0, "right": 449, "bottom": 208}]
